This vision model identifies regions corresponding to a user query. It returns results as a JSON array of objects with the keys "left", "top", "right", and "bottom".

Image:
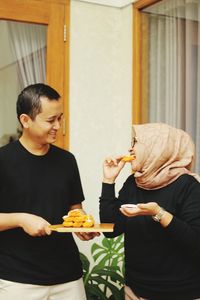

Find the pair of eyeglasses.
[{"left": 131, "top": 126, "right": 137, "bottom": 148}]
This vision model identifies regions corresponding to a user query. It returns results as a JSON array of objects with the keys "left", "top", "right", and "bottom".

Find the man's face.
[{"left": 28, "top": 96, "right": 63, "bottom": 145}]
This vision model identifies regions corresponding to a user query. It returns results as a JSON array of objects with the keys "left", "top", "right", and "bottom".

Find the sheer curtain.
[
  {"left": 0, "top": 21, "right": 47, "bottom": 146},
  {"left": 8, "top": 21, "right": 47, "bottom": 89},
  {"left": 143, "top": 0, "right": 200, "bottom": 172}
]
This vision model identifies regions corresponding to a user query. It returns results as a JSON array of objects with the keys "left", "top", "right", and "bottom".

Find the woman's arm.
[{"left": 100, "top": 181, "right": 130, "bottom": 238}]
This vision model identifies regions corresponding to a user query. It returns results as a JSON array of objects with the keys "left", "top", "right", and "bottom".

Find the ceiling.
[{"left": 74, "top": 0, "right": 138, "bottom": 8}]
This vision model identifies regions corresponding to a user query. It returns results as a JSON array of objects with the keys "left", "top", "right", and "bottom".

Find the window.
[
  {"left": 0, "top": 0, "right": 69, "bottom": 149},
  {"left": 133, "top": 0, "right": 200, "bottom": 171}
]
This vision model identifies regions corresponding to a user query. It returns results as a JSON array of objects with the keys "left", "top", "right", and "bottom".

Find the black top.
[
  {"left": 0, "top": 140, "right": 84, "bottom": 285},
  {"left": 100, "top": 174, "right": 200, "bottom": 300}
]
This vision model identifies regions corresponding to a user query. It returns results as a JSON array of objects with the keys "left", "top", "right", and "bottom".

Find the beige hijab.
[{"left": 132, "top": 123, "right": 200, "bottom": 190}]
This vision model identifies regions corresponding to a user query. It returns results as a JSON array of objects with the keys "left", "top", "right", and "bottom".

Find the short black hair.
[{"left": 16, "top": 83, "right": 60, "bottom": 121}]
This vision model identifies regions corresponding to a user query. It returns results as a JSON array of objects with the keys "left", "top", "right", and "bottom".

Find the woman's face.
[
  {"left": 128, "top": 135, "right": 148, "bottom": 173},
  {"left": 128, "top": 136, "right": 138, "bottom": 172}
]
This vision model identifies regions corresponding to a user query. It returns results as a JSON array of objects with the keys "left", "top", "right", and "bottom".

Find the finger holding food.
[{"left": 105, "top": 157, "right": 118, "bottom": 166}]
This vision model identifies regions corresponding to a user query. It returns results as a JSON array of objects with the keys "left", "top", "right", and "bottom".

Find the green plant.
[{"left": 80, "top": 234, "right": 125, "bottom": 300}]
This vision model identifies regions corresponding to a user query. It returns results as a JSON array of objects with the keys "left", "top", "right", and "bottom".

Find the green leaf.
[
  {"left": 94, "top": 276, "right": 122, "bottom": 298},
  {"left": 110, "top": 235, "right": 124, "bottom": 251},
  {"left": 112, "top": 256, "right": 119, "bottom": 266},
  {"left": 102, "top": 237, "right": 112, "bottom": 249},
  {"left": 92, "top": 250, "right": 109, "bottom": 262},
  {"left": 79, "top": 252, "right": 90, "bottom": 273},
  {"left": 91, "top": 264, "right": 113, "bottom": 273},
  {"left": 115, "top": 242, "right": 124, "bottom": 252},
  {"left": 92, "top": 268, "right": 124, "bottom": 284},
  {"left": 91, "top": 242, "right": 105, "bottom": 255},
  {"left": 114, "top": 234, "right": 124, "bottom": 244},
  {"left": 109, "top": 287, "right": 124, "bottom": 300},
  {"left": 81, "top": 233, "right": 125, "bottom": 299},
  {"left": 86, "top": 284, "right": 108, "bottom": 300}
]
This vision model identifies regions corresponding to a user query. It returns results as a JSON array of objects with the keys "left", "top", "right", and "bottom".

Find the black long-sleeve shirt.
[{"left": 99, "top": 174, "right": 200, "bottom": 300}]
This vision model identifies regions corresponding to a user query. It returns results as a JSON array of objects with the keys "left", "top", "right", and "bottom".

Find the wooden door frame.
[
  {"left": 132, "top": 0, "right": 162, "bottom": 124},
  {"left": 0, "top": 0, "right": 70, "bottom": 149}
]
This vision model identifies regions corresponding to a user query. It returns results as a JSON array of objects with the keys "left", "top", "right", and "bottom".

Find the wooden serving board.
[{"left": 49, "top": 223, "right": 114, "bottom": 233}]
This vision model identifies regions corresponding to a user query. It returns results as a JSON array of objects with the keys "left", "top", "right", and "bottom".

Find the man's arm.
[
  {"left": 0, "top": 213, "right": 51, "bottom": 236},
  {"left": 0, "top": 213, "right": 22, "bottom": 231}
]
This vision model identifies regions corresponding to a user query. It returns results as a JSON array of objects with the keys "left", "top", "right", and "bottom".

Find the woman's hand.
[
  {"left": 120, "top": 202, "right": 173, "bottom": 227},
  {"left": 120, "top": 202, "right": 160, "bottom": 217},
  {"left": 103, "top": 156, "right": 126, "bottom": 184}
]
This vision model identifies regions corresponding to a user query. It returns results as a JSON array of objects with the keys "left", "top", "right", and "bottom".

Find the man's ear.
[{"left": 19, "top": 114, "right": 31, "bottom": 129}]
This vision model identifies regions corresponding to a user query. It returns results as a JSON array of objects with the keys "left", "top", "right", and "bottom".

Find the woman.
[{"left": 99, "top": 123, "right": 200, "bottom": 300}]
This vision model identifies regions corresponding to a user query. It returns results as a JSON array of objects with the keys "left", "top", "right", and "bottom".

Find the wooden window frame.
[
  {"left": 0, "top": 0, "right": 70, "bottom": 149},
  {"left": 132, "top": 0, "right": 162, "bottom": 124}
]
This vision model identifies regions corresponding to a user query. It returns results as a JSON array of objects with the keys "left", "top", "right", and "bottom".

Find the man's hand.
[
  {"left": 19, "top": 213, "right": 52, "bottom": 236},
  {"left": 75, "top": 232, "right": 100, "bottom": 241}
]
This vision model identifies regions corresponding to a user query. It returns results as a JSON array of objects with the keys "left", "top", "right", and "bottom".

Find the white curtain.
[
  {"left": 144, "top": 0, "right": 200, "bottom": 172},
  {"left": 8, "top": 21, "right": 47, "bottom": 89},
  {"left": 0, "top": 21, "right": 47, "bottom": 146}
]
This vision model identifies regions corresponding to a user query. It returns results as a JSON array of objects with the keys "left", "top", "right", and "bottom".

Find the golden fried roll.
[
  {"left": 74, "top": 216, "right": 87, "bottom": 222},
  {"left": 62, "top": 216, "right": 74, "bottom": 222},
  {"left": 62, "top": 211, "right": 95, "bottom": 228},
  {"left": 62, "top": 221, "right": 74, "bottom": 227},
  {"left": 68, "top": 209, "right": 84, "bottom": 217},
  {"left": 121, "top": 155, "right": 135, "bottom": 162},
  {"left": 82, "top": 220, "right": 94, "bottom": 228},
  {"left": 82, "top": 216, "right": 94, "bottom": 228},
  {"left": 72, "top": 222, "right": 83, "bottom": 227}
]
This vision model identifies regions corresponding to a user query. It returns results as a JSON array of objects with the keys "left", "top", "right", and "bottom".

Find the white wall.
[{"left": 69, "top": 0, "right": 133, "bottom": 253}]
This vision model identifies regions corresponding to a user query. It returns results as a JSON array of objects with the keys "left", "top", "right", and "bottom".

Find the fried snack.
[
  {"left": 82, "top": 220, "right": 94, "bottom": 228},
  {"left": 73, "top": 222, "right": 83, "bottom": 227},
  {"left": 74, "top": 216, "right": 87, "bottom": 222},
  {"left": 68, "top": 209, "right": 84, "bottom": 217},
  {"left": 82, "top": 215, "right": 94, "bottom": 228},
  {"left": 62, "top": 221, "right": 74, "bottom": 227},
  {"left": 62, "top": 216, "right": 74, "bottom": 222},
  {"left": 62, "top": 210, "right": 95, "bottom": 228},
  {"left": 121, "top": 155, "right": 135, "bottom": 162}
]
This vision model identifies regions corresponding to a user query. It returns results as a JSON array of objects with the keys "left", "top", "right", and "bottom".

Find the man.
[{"left": 0, "top": 83, "right": 98, "bottom": 300}]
